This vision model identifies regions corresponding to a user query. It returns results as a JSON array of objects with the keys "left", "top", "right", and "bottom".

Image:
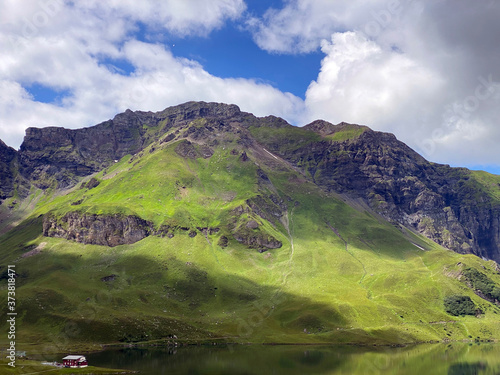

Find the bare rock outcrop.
[{"left": 43, "top": 212, "right": 154, "bottom": 247}]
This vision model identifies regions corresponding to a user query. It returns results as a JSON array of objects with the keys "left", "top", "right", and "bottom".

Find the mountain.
[
  {"left": 3, "top": 101, "right": 500, "bottom": 261},
  {"left": 1, "top": 101, "right": 500, "bottom": 350},
  {"left": 0, "top": 139, "right": 16, "bottom": 200}
]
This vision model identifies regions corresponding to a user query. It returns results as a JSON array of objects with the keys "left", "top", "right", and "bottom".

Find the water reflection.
[{"left": 87, "top": 343, "right": 500, "bottom": 375}]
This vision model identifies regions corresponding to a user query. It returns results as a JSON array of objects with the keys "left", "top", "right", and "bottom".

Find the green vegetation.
[
  {"left": 248, "top": 125, "right": 322, "bottom": 155},
  {"left": 326, "top": 124, "right": 368, "bottom": 142},
  {"left": 471, "top": 170, "right": 500, "bottom": 202},
  {"left": 444, "top": 296, "right": 478, "bottom": 316},
  {"left": 463, "top": 267, "right": 500, "bottom": 302},
  {"left": 2, "top": 132, "right": 500, "bottom": 352}
]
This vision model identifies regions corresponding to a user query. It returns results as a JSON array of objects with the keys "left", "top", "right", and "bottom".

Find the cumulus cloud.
[
  {"left": 0, "top": 0, "right": 304, "bottom": 149},
  {"left": 248, "top": 0, "right": 389, "bottom": 54},
  {"left": 304, "top": 31, "right": 444, "bottom": 134},
  {"left": 75, "top": 0, "right": 246, "bottom": 36},
  {"left": 0, "top": 80, "right": 92, "bottom": 147},
  {"left": 251, "top": 0, "right": 500, "bottom": 167}
]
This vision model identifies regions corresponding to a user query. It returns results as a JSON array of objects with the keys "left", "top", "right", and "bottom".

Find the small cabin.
[{"left": 62, "top": 355, "right": 88, "bottom": 368}]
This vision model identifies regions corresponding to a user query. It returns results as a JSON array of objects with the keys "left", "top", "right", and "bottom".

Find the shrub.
[
  {"left": 444, "top": 295, "right": 477, "bottom": 316},
  {"left": 492, "top": 287, "right": 500, "bottom": 301},
  {"left": 463, "top": 267, "right": 500, "bottom": 303}
]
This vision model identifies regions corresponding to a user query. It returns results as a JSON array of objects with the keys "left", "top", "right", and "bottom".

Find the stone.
[{"left": 42, "top": 212, "right": 154, "bottom": 247}]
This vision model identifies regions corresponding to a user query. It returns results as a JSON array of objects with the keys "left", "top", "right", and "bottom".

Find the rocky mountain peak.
[
  {"left": 0, "top": 138, "right": 16, "bottom": 158},
  {"left": 156, "top": 101, "right": 242, "bottom": 122},
  {"left": 2, "top": 101, "right": 500, "bottom": 261},
  {"left": 304, "top": 119, "right": 370, "bottom": 137},
  {"left": 0, "top": 139, "right": 17, "bottom": 200},
  {"left": 9, "top": 102, "right": 247, "bottom": 191}
]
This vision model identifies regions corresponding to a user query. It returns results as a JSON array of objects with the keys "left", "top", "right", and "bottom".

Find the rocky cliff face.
[
  {"left": 252, "top": 120, "right": 500, "bottom": 261},
  {"left": 42, "top": 211, "right": 231, "bottom": 248},
  {"left": 42, "top": 212, "right": 154, "bottom": 247},
  {"left": 19, "top": 112, "right": 148, "bottom": 189},
  {"left": 17, "top": 102, "right": 242, "bottom": 190},
  {"left": 2, "top": 101, "right": 500, "bottom": 261},
  {"left": 0, "top": 140, "right": 16, "bottom": 200}
]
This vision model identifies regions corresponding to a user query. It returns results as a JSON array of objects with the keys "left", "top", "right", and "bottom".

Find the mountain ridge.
[
  {"left": 2, "top": 101, "right": 500, "bottom": 261},
  {"left": 2, "top": 101, "right": 500, "bottom": 348}
]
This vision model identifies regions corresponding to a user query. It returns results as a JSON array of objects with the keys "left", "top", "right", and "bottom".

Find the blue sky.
[
  {"left": 28, "top": 82, "right": 71, "bottom": 104},
  {"left": 26, "top": 18, "right": 323, "bottom": 104},
  {"left": 1, "top": 0, "right": 500, "bottom": 173},
  {"left": 166, "top": 26, "right": 323, "bottom": 100}
]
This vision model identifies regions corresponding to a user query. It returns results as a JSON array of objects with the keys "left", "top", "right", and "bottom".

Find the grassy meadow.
[{"left": 1, "top": 129, "right": 500, "bottom": 354}]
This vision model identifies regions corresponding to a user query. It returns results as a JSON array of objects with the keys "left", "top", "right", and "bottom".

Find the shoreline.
[{"left": 5, "top": 336, "right": 496, "bottom": 354}]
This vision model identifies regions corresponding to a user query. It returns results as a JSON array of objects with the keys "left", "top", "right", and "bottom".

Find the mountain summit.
[
  {"left": 1, "top": 101, "right": 500, "bottom": 347},
  {"left": 2, "top": 101, "right": 500, "bottom": 261}
]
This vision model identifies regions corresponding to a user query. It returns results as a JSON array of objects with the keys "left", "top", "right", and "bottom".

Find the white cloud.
[
  {"left": 304, "top": 31, "right": 444, "bottom": 133},
  {"left": 0, "top": 80, "right": 91, "bottom": 147},
  {"left": 250, "top": 0, "right": 500, "bottom": 168},
  {"left": 0, "top": 0, "right": 305, "bottom": 149},
  {"left": 74, "top": 0, "right": 246, "bottom": 37},
  {"left": 248, "top": 0, "right": 389, "bottom": 54}
]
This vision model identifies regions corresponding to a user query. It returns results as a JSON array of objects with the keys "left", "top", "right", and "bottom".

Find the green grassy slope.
[
  {"left": 1, "top": 132, "right": 500, "bottom": 351},
  {"left": 471, "top": 170, "right": 500, "bottom": 202}
]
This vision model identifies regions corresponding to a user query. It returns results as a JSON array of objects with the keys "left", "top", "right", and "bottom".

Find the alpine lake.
[{"left": 74, "top": 342, "right": 500, "bottom": 374}]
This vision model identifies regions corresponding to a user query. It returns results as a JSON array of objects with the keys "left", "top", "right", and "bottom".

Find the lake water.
[{"left": 85, "top": 342, "right": 500, "bottom": 374}]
